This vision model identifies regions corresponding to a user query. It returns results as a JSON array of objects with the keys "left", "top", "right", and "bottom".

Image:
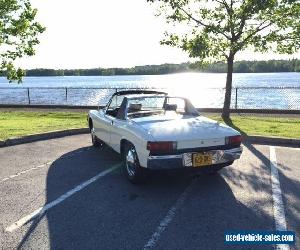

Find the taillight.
[
  {"left": 226, "top": 135, "right": 242, "bottom": 145},
  {"left": 147, "top": 141, "right": 177, "bottom": 153}
]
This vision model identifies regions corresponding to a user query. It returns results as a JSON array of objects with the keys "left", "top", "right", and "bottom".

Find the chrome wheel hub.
[
  {"left": 126, "top": 149, "right": 136, "bottom": 176},
  {"left": 91, "top": 128, "right": 96, "bottom": 142}
]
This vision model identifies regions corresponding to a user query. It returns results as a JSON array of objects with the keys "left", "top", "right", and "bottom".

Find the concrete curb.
[
  {"left": 243, "top": 135, "right": 300, "bottom": 147},
  {"left": 0, "top": 128, "right": 299, "bottom": 148},
  {"left": 0, "top": 128, "right": 89, "bottom": 148}
]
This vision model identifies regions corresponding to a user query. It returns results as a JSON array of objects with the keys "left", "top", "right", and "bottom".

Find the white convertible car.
[{"left": 88, "top": 90, "right": 242, "bottom": 183}]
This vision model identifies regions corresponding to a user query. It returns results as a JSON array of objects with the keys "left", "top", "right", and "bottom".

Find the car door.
[
  {"left": 99, "top": 95, "right": 125, "bottom": 149},
  {"left": 92, "top": 109, "right": 112, "bottom": 145},
  {"left": 110, "top": 118, "right": 128, "bottom": 152}
]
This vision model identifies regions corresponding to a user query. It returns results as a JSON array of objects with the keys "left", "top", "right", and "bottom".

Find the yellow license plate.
[{"left": 192, "top": 153, "right": 213, "bottom": 167}]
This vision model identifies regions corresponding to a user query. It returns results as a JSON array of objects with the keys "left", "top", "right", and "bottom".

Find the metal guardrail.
[
  {"left": 0, "top": 86, "right": 120, "bottom": 105},
  {"left": 231, "top": 86, "right": 300, "bottom": 110},
  {"left": 0, "top": 86, "right": 299, "bottom": 110}
]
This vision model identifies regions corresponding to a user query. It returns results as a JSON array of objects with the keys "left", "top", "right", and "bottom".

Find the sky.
[{"left": 16, "top": 0, "right": 300, "bottom": 70}]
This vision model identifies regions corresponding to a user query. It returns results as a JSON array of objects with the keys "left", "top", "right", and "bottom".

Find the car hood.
[{"left": 131, "top": 114, "right": 239, "bottom": 147}]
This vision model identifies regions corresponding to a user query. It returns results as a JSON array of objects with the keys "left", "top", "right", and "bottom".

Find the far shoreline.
[
  {"left": 2, "top": 59, "right": 299, "bottom": 77},
  {"left": 0, "top": 71, "right": 299, "bottom": 79}
]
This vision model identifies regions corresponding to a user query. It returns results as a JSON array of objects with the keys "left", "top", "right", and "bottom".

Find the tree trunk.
[{"left": 222, "top": 54, "right": 234, "bottom": 120}]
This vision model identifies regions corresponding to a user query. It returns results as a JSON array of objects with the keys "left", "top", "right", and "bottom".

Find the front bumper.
[{"left": 147, "top": 146, "right": 242, "bottom": 170}]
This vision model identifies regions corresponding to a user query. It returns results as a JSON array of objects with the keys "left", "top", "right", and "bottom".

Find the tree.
[
  {"left": 0, "top": 0, "right": 45, "bottom": 82},
  {"left": 147, "top": 0, "right": 300, "bottom": 119}
]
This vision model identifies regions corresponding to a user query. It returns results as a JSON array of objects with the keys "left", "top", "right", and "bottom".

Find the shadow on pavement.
[
  {"left": 156, "top": 172, "right": 273, "bottom": 250},
  {"left": 224, "top": 117, "right": 300, "bottom": 250},
  {"left": 16, "top": 137, "right": 297, "bottom": 249}
]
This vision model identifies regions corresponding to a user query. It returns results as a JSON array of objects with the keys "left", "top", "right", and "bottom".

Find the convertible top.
[
  {"left": 111, "top": 90, "right": 167, "bottom": 98},
  {"left": 104, "top": 89, "right": 199, "bottom": 120}
]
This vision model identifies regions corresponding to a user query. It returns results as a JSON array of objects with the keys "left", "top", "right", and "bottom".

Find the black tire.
[
  {"left": 90, "top": 125, "right": 102, "bottom": 147},
  {"left": 123, "top": 143, "right": 146, "bottom": 184}
]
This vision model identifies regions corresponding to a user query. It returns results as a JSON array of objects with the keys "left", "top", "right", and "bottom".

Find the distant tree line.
[{"left": 1, "top": 59, "right": 300, "bottom": 77}]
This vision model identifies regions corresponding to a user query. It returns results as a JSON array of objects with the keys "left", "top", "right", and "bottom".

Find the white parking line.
[
  {"left": 270, "top": 146, "right": 289, "bottom": 250},
  {"left": 143, "top": 179, "right": 196, "bottom": 250},
  {"left": 5, "top": 164, "right": 120, "bottom": 233},
  {"left": 0, "top": 161, "right": 53, "bottom": 184},
  {"left": 0, "top": 148, "right": 90, "bottom": 184},
  {"left": 275, "top": 146, "right": 300, "bottom": 151}
]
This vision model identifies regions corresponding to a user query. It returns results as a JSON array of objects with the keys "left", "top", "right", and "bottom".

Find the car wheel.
[
  {"left": 90, "top": 127, "right": 102, "bottom": 147},
  {"left": 124, "top": 143, "right": 146, "bottom": 184}
]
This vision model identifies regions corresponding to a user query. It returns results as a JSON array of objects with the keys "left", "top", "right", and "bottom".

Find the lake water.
[{"left": 0, "top": 72, "right": 299, "bottom": 109}]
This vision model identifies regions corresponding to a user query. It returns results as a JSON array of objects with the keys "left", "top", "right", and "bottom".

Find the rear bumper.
[{"left": 147, "top": 146, "right": 242, "bottom": 170}]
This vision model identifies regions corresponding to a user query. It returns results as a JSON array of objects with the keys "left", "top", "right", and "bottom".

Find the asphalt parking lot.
[{"left": 0, "top": 134, "right": 299, "bottom": 249}]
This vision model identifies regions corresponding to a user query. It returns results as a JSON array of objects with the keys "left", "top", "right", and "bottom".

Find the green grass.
[
  {"left": 208, "top": 114, "right": 300, "bottom": 139},
  {"left": 0, "top": 111, "right": 87, "bottom": 141},
  {"left": 0, "top": 111, "right": 299, "bottom": 141}
]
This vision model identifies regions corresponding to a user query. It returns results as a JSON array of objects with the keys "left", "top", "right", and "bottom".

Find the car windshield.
[{"left": 127, "top": 96, "right": 186, "bottom": 118}]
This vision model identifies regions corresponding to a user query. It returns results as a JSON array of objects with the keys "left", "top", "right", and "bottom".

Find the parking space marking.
[
  {"left": 275, "top": 146, "right": 300, "bottom": 151},
  {"left": 0, "top": 161, "right": 53, "bottom": 184},
  {"left": 0, "top": 148, "right": 91, "bottom": 184},
  {"left": 5, "top": 164, "right": 120, "bottom": 233},
  {"left": 270, "top": 146, "right": 289, "bottom": 250},
  {"left": 143, "top": 179, "right": 196, "bottom": 250}
]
